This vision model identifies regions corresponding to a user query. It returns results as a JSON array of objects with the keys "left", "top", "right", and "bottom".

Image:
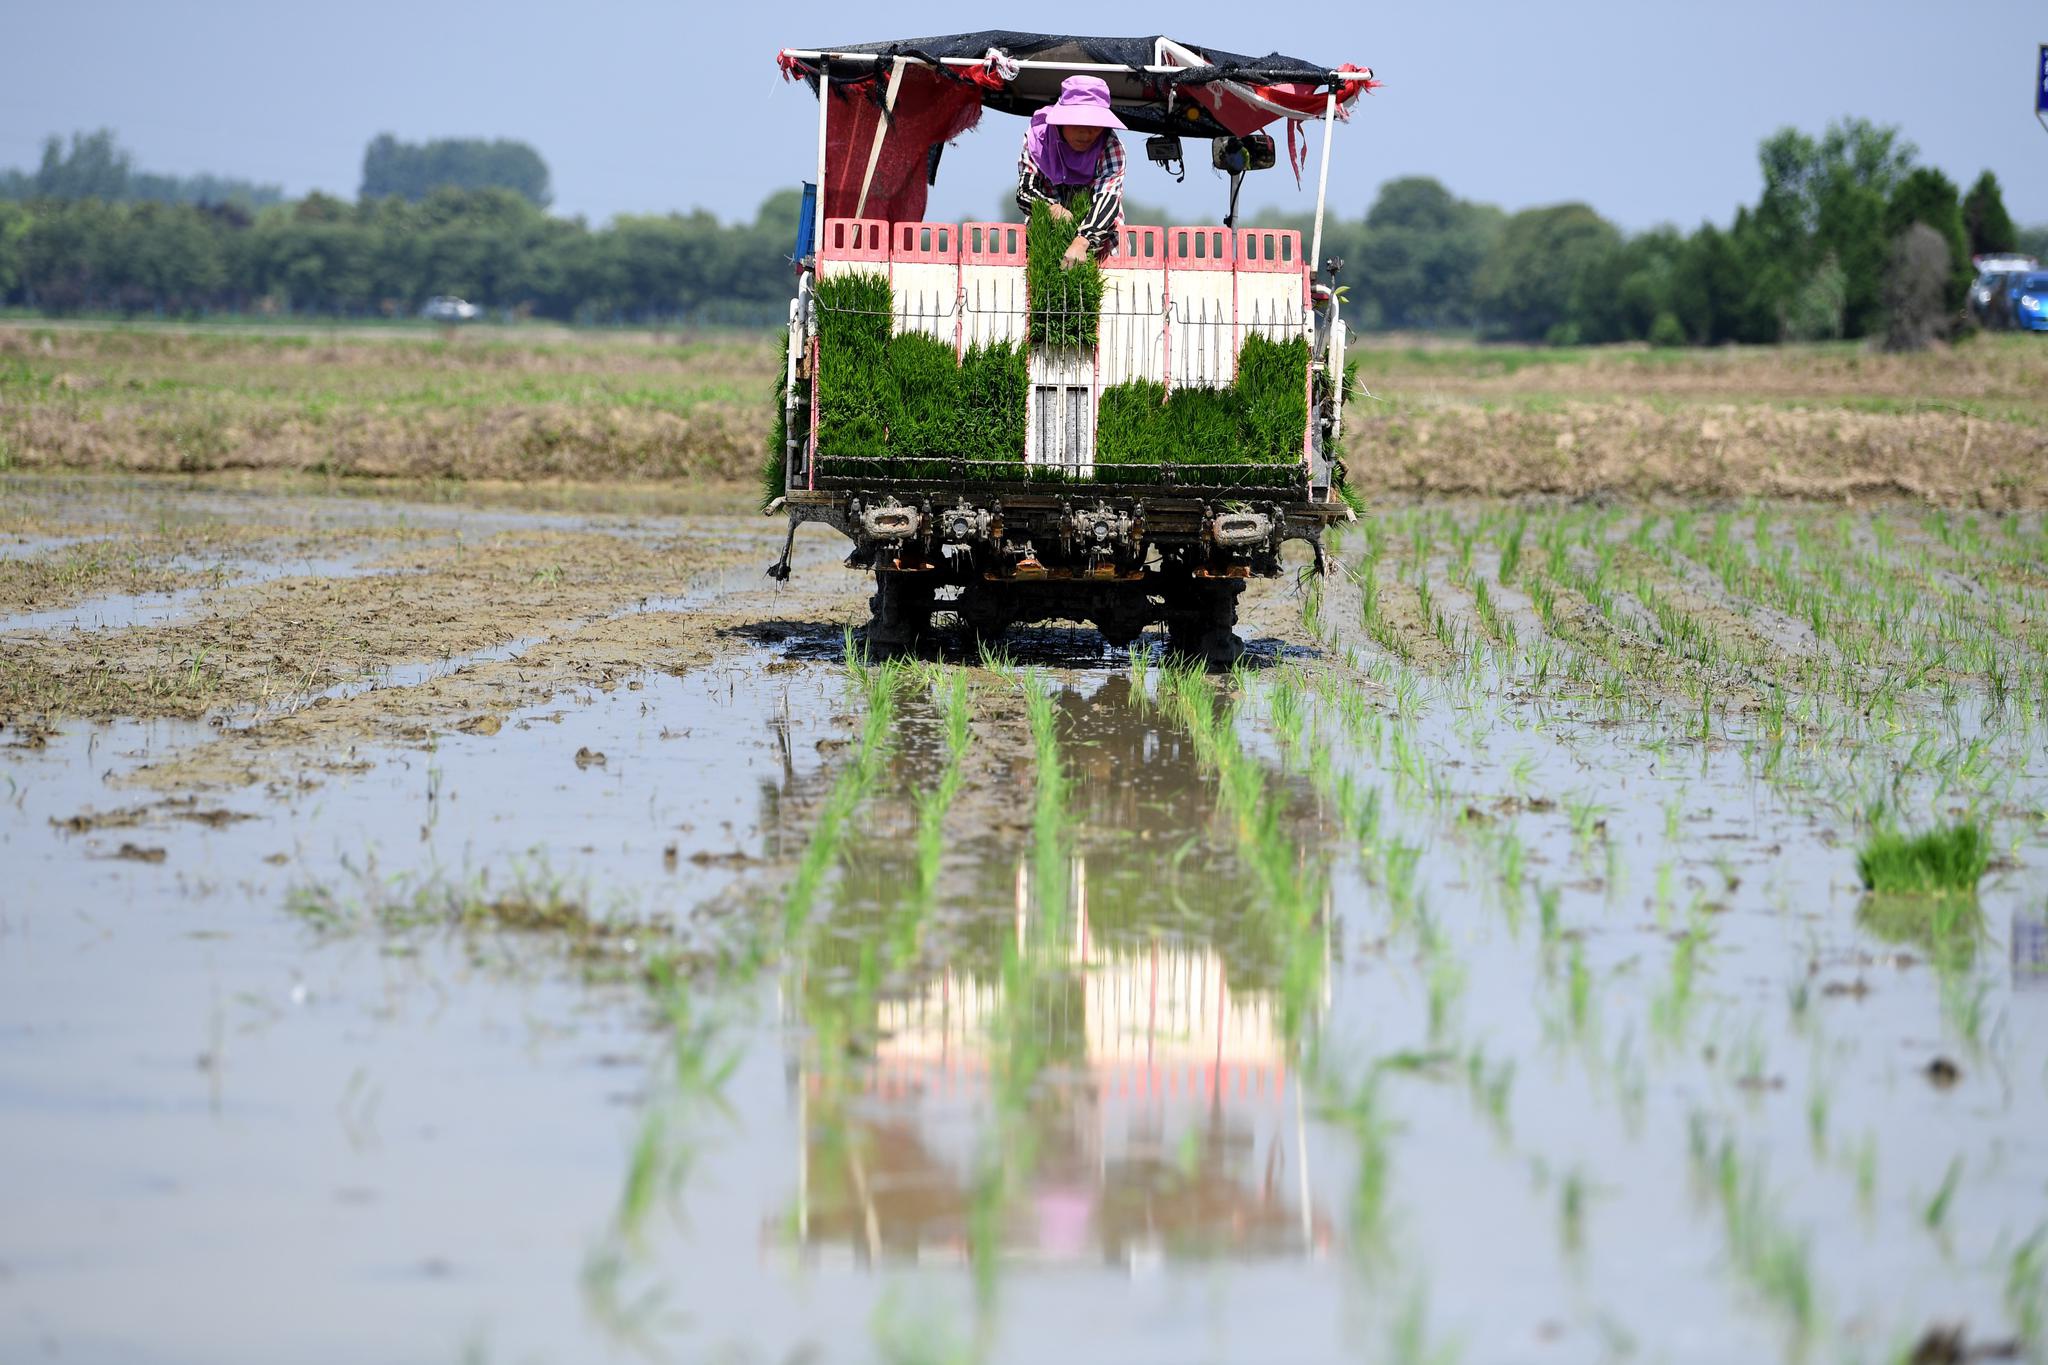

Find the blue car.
[{"left": 2012, "top": 273, "right": 2048, "bottom": 332}]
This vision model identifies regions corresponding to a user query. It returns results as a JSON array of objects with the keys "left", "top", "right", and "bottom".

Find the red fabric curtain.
[{"left": 822, "top": 66, "right": 983, "bottom": 225}]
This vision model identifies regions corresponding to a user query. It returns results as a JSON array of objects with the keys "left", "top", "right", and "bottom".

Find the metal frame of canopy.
[{"left": 778, "top": 40, "right": 1367, "bottom": 281}]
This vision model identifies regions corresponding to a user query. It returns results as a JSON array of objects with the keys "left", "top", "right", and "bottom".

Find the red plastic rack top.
[
  {"left": 1234, "top": 228, "right": 1304, "bottom": 274},
  {"left": 959, "top": 221, "right": 1025, "bottom": 266},
  {"left": 820, "top": 217, "right": 889, "bottom": 264},
  {"left": 1101, "top": 225, "right": 1165, "bottom": 269},
  {"left": 1168, "top": 225, "right": 1234, "bottom": 272},
  {"left": 891, "top": 221, "right": 959, "bottom": 264}
]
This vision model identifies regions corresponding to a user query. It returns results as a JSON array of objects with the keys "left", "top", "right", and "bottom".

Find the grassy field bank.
[{"left": 2, "top": 321, "right": 2044, "bottom": 505}]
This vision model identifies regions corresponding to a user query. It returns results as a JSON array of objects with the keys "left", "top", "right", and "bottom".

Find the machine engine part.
[
  {"left": 857, "top": 501, "right": 922, "bottom": 543},
  {"left": 1209, "top": 509, "right": 1275, "bottom": 550}
]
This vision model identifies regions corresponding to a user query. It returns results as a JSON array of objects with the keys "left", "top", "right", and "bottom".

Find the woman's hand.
[
  {"left": 1045, "top": 203, "right": 1073, "bottom": 223},
  {"left": 1061, "top": 236, "right": 1090, "bottom": 267}
]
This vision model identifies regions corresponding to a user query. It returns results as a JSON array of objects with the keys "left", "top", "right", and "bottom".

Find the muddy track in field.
[{"left": 1, "top": 488, "right": 1327, "bottom": 796}]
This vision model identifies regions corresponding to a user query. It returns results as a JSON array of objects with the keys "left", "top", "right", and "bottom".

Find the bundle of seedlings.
[
  {"left": 1026, "top": 195, "right": 1103, "bottom": 351},
  {"left": 1093, "top": 333, "right": 1311, "bottom": 487},
  {"left": 813, "top": 271, "right": 893, "bottom": 457},
  {"left": 811, "top": 270, "right": 1028, "bottom": 480}
]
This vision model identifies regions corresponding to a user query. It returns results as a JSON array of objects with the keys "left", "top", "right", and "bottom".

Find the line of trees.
[
  {"left": 0, "top": 187, "right": 802, "bottom": 325},
  {"left": 0, "top": 120, "right": 2040, "bottom": 340},
  {"left": 1283, "top": 119, "right": 2040, "bottom": 346},
  {"left": 0, "top": 130, "right": 283, "bottom": 209}
]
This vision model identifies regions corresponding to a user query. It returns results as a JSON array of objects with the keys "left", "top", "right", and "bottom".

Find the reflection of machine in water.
[{"left": 782, "top": 853, "right": 1333, "bottom": 1268}]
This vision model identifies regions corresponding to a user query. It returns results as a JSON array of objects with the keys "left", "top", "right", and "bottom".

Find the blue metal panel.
[{"left": 793, "top": 183, "right": 818, "bottom": 264}]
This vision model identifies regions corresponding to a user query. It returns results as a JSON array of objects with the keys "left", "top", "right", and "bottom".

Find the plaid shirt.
[{"left": 1016, "top": 132, "right": 1125, "bottom": 251}]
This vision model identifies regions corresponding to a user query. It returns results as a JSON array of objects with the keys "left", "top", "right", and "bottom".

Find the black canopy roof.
[{"left": 788, "top": 32, "right": 1359, "bottom": 136}]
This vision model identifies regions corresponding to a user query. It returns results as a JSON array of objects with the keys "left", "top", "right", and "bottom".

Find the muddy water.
[{"left": 3, "top": 483, "right": 2048, "bottom": 1364}]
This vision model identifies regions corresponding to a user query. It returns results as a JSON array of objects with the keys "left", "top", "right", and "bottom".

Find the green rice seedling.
[
  {"left": 1471, "top": 577, "right": 1517, "bottom": 652},
  {"left": 814, "top": 271, "right": 893, "bottom": 456},
  {"left": 1026, "top": 195, "right": 1103, "bottom": 350},
  {"left": 1094, "top": 334, "right": 1309, "bottom": 483},
  {"left": 1498, "top": 513, "right": 1527, "bottom": 584},
  {"left": 1234, "top": 332, "right": 1313, "bottom": 464},
  {"left": 1537, "top": 884, "right": 1561, "bottom": 945},
  {"left": 1856, "top": 821, "right": 1990, "bottom": 895},
  {"left": 943, "top": 668, "right": 972, "bottom": 762},
  {"left": 877, "top": 330, "right": 964, "bottom": 467},
  {"left": 953, "top": 338, "right": 1029, "bottom": 473}
]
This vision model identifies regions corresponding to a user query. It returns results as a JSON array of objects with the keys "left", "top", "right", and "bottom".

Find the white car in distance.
[{"left": 420, "top": 296, "right": 482, "bottom": 323}]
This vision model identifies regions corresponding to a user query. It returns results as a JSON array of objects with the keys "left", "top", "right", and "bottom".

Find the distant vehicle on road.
[
  {"left": 1970, "top": 256, "right": 2039, "bottom": 329},
  {"left": 420, "top": 296, "right": 481, "bottom": 323},
  {"left": 2012, "top": 273, "right": 2048, "bottom": 332}
]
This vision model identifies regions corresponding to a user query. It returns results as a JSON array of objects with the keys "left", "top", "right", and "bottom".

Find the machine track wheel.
[
  {"left": 1164, "top": 580, "right": 1247, "bottom": 667},
  {"left": 865, "top": 570, "right": 936, "bottom": 654}
]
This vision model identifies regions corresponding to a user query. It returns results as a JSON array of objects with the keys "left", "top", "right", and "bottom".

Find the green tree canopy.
[
  {"left": 1472, "top": 203, "right": 1622, "bottom": 343},
  {"left": 1885, "top": 167, "right": 1970, "bottom": 313},
  {"left": 0, "top": 129, "right": 282, "bottom": 207},
  {"left": 359, "top": 135, "right": 552, "bottom": 209},
  {"left": 1961, "top": 171, "right": 2017, "bottom": 257}
]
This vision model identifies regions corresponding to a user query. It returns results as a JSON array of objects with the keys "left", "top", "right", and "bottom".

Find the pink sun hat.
[{"left": 1043, "top": 75, "right": 1127, "bottom": 129}]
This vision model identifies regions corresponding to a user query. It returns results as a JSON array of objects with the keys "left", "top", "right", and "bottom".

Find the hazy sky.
[{"left": 5, "top": 0, "right": 2044, "bottom": 233}]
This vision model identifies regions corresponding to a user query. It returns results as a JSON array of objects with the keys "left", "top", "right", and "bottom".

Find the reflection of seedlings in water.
[
  {"left": 1463, "top": 1047, "right": 1515, "bottom": 1141},
  {"left": 903, "top": 665, "right": 974, "bottom": 958},
  {"left": 1856, "top": 821, "right": 1989, "bottom": 896},
  {"left": 1805, "top": 1065, "right": 1830, "bottom": 1160},
  {"left": 780, "top": 651, "right": 899, "bottom": 944},
  {"left": 1559, "top": 1167, "right": 1589, "bottom": 1261},
  {"left": 1320, "top": 1070, "right": 1394, "bottom": 1262},
  {"left": 871, "top": 1289, "right": 974, "bottom": 1365},
  {"left": 1922, "top": 1155, "right": 1963, "bottom": 1237},
  {"left": 1689, "top": 1121, "right": 1818, "bottom": 1344},
  {"left": 2008, "top": 1228, "right": 2048, "bottom": 1348},
  {"left": 1565, "top": 943, "right": 1594, "bottom": 1039},
  {"left": 1386, "top": 1281, "right": 1461, "bottom": 1365},
  {"left": 618, "top": 959, "right": 739, "bottom": 1239},
  {"left": 1537, "top": 884, "right": 1562, "bottom": 947},
  {"left": 284, "top": 855, "right": 649, "bottom": 964},
  {"left": 1846, "top": 1127, "right": 1884, "bottom": 1222},
  {"left": 1564, "top": 793, "right": 1608, "bottom": 859},
  {"left": 1417, "top": 906, "right": 1465, "bottom": 1042},
  {"left": 1939, "top": 975, "right": 1991, "bottom": 1053},
  {"left": 1650, "top": 909, "right": 1709, "bottom": 1043},
  {"left": 578, "top": 1241, "right": 668, "bottom": 1357},
  {"left": 1857, "top": 893, "right": 1987, "bottom": 972}
]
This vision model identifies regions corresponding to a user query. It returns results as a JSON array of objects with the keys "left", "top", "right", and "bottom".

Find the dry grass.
[
  {"left": 1, "top": 323, "right": 773, "bottom": 483},
  {"left": 5, "top": 322, "right": 2046, "bottom": 505}
]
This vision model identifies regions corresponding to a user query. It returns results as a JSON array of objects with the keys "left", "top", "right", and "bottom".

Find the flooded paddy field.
[{"left": 3, "top": 474, "right": 2048, "bottom": 1364}]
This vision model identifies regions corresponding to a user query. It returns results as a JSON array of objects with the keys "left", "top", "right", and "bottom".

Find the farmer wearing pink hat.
[{"left": 1016, "top": 74, "right": 1127, "bottom": 265}]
